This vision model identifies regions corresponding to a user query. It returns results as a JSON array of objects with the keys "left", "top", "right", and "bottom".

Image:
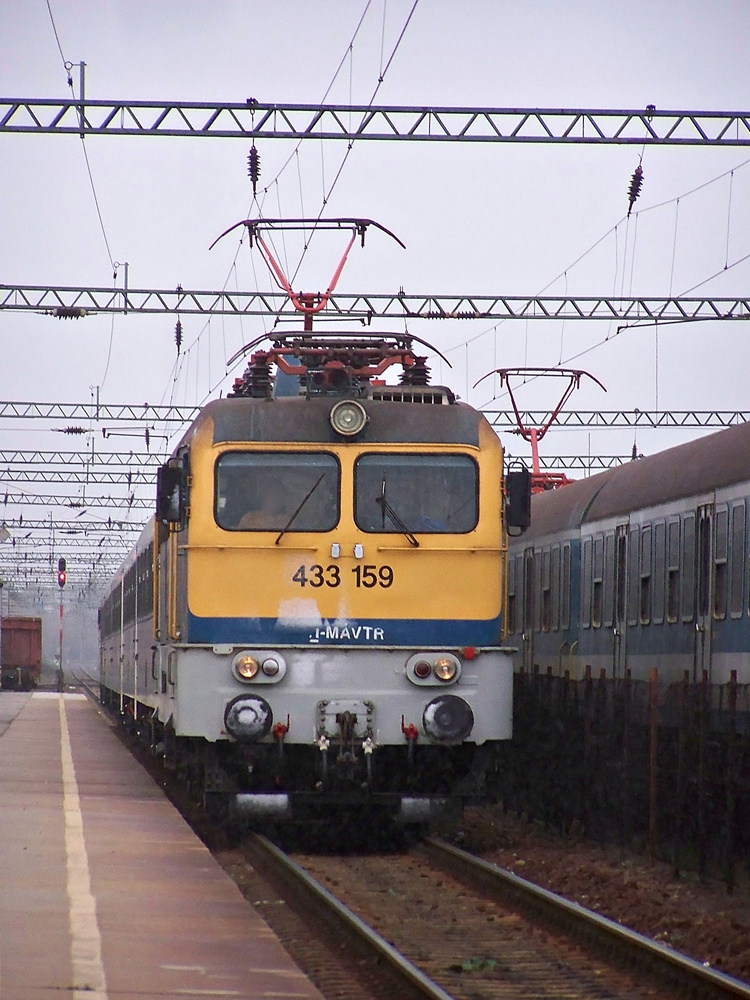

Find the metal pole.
[
  {"left": 78, "top": 61, "right": 86, "bottom": 139},
  {"left": 58, "top": 591, "right": 64, "bottom": 692},
  {"left": 648, "top": 667, "right": 658, "bottom": 859}
]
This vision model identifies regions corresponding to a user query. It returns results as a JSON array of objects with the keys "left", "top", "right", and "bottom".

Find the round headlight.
[
  {"left": 225, "top": 694, "right": 273, "bottom": 742},
  {"left": 433, "top": 657, "right": 458, "bottom": 682},
  {"left": 234, "top": 654, "right": 259, "bottom": 681},
  {"left": 423, "top": 695, "right": 474, "bottom": 743},
  {"left": 330, "top": 399, "right": 367, "bottom": 437},
  {"left": 261, "top": 657, "right": 280, "bottom": 677},
  {"left": 413, "top": 660, "right": 432, "bottom": 679}
]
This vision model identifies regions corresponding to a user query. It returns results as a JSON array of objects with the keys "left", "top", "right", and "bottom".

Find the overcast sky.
[{"left": 1, "top": 0, "right": 750, "bottom": 597}]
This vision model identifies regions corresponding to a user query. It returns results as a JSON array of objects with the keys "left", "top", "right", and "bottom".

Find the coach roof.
[{"left": 523, "top": 420, "right": 750, "bottom": 540}]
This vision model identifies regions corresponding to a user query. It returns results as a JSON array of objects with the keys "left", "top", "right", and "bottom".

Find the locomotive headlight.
[
  {"left": 433, "top": 657, "right": 458, "bottom": 682},
  {"left": 233, "top": 654, "right": 260, "bottom": 681},
  {"left": 406, "top": 652, "right": 461, "bottom": 685},
  {"left": 330, "top": 399, "right": 368, "bottom": 437},
  {"left": 261, "top": 657, "right": 280, "bottom": 676},
  {"left": 413, "top": 660, "right": 432, "bottom": 679}
]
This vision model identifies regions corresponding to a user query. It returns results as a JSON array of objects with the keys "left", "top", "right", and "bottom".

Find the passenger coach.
[{"left": 506, "top": 421, "right": 750, "bottom": 685}]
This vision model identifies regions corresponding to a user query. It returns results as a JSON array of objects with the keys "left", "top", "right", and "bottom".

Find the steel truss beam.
[
  {"left": 1, "top": 470, "right": 156, "bottom": 485},
  {"left": 0, "top": 400, "right": 199, "bottom": 423},
  {"left": 0, "top": 490, "right": 151, "bottom": 510},
  {"left": 0, "top": 450, "right": 162, "bottom": 467},
  {"left": 2, "top": 285, "right": 749, "bottom": 322},
  {"left": 507, "top": 455, "right": 630, "bottom": 470},
  {"left": 1, "top": 403, "right": 746, "bottom": 432},
  {"left": 1, "top": 99, "right": 749, "bottom": 145},
  {"left": 1, "top": 518, "right": 142, "bottom": 533},
  {"left": 484, "top": 410, "right": 750, "bottom": 429}
]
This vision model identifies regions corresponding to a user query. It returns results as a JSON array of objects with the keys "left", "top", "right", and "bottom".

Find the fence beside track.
[{"left": 495, "top": 669, "right": 750, "bottom": 890}]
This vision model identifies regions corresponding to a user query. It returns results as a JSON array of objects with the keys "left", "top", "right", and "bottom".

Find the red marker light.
[{"left": 463, "top": 646, "right": 477, "bottom": 660}]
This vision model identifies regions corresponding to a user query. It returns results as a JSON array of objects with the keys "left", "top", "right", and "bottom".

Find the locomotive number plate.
[{"left": 292, "top": 564, "right": 394, "bottom": 588}]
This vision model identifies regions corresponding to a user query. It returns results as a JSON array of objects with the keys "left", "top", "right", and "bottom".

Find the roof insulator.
[
  {"left": 248, "top": 145, "right": 261, "bottom": 195},
  {"left": 51, "top": 306, "right": 88, "bottom": 319},
  {"left": 627, "top": 165, "right": 644, "bottom": 217}
]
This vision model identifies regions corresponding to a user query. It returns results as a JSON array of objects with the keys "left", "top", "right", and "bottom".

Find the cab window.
[
  {"left": 215, "top": 452, "right": 339, "bottom": 531},
  {"left": 354, "top": 453, "right": 478, "bottom": 534}
]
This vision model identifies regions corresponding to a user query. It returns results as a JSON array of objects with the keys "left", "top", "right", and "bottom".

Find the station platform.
[{"left": 0, "top": 690, "right": 323, "bottom": 1000}]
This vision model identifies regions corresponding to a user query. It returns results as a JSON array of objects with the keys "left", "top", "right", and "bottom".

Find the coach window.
[
  {"left": 216, "top": 452, "right": 340, "bottom": 532},
  {"left": 730, "top": 502, "right": 745, "bottom": 618},
  {"left": 561, "top": 542, "right": 571, "bottom": 630},
  {"left": 507, "top": 557, "right": 517, "bottom": 634},
  {"left": 550, "top": 544, "right": 561, "bottom": 631},
  {"left": 533, "top": 550, "right": 543, "bottom": 632},
  {"left": 592, "top": 536, "right": 604, "bottom": 628},
  {"left": 354, "top": 453, "right": 478, "bottom": 534},
  {"left": 714, "top": 505, "right": 729, "bottom": 620},
  {"left": 603, "top": 533, "right": 615, "bottom": 628},
  {"left": 582, "top": 538, "right": 592, "bottom": 629},
  {"left": 523, "top": 550, "right": 535, "bottom": 634},
  {"left": 627, "top": 527, "right": 639, "bottom": 626},
  {"left": 640, "top": 526, "right": 652, "bottom": 625},
  {"left": 681, "top": 514, "right": 696, "bottom": 621},
  {"left": 653, "top": 522, "right": 666, "bottom": 624},
  {"left": 541, "top": 548, "right": 551, "bottom": 631},
  {"left": 667, "top": 520, "right": 681, "bottom": 623}
]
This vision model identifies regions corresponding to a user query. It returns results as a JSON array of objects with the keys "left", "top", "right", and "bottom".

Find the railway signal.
[{"left": 57, "top": 557, "right": 67, "bottom": 588}]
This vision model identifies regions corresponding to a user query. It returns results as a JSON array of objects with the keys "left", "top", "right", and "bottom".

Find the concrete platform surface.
[{"left": 0, "top": 691, "right": 324, "bottom": 1000}]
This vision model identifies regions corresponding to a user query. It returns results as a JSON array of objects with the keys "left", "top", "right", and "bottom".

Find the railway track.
[
  {"left": 73, "top": 675, "right": 750, "bottom": 1000},
  {"left": 275, "top": 838, "right": 750, "bottom": 1000}
]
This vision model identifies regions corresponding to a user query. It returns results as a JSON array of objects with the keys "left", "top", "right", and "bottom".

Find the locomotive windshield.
[
  {"left": 354, "top": 454, "right": 478, "bottom": 534},
  {"left": 215, "top": 452, "right": 340, "bottom": 531}
]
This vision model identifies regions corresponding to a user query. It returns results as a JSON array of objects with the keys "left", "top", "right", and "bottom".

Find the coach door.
[
  {"left": 612, "top": 525, "right": 629, "bottom": 678},
  {"left": 694, "top": 504, "right": 713, "bottom": 682},
  {"left": 522, "top": 546, "right": 535, "bottom": 672}
]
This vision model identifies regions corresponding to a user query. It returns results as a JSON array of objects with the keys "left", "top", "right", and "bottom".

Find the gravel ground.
[{"left": 443, "top": 806, "right": 750, "bottom": 983}]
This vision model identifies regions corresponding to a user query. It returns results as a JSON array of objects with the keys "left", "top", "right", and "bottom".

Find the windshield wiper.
[
  {"left": 375, "top": 476, "right": 419, "bottom": 547},
  {"left": 275, "top": 473, "right": 325, "bottom": 545}
]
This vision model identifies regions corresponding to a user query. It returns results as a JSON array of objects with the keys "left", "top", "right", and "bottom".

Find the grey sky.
[{"left": 1, "top": 0, "right": 749, "bottom": 599}]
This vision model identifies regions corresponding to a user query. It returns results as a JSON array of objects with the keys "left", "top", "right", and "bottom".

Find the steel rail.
[
  {"left": 247, "top": 834, "right": 455, "bottom": 1000},
  {"left": 2, "top": 284, "right": 750, "bottom": 321},
  {"left": 2, "top": 98, "right": 750, "bottom": 145},
  {"left": 424, "top": 837, "right": 750, "bottom": 1000}
]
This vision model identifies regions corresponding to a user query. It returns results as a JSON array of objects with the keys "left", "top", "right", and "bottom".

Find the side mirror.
[
  {"left": 156, "top": 464, "right": 185, "bottom": 525},
  {"left": 506, "top": 466, "right": 531, "bottom": 533}
]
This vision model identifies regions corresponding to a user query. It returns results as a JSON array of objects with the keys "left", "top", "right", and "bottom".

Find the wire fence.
[{"left": 493, "top": 667, "right": 750, "bottom": 892}]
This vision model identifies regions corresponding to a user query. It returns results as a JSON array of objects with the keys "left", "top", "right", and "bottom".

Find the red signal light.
[{"left": 57, "top": 570, "right": 67, "bottom": 588}]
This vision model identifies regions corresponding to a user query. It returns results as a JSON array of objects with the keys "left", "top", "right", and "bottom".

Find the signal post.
[{"left": 57, "top": 557, "right": 66, "bottom": 691}]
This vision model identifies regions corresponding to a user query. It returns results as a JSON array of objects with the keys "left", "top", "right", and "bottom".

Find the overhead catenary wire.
[{"left": 466, "top": 153, "right": 750, "bottom": 407}]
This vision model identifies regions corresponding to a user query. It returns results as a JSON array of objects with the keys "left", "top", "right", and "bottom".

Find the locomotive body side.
[{"left": 100, "top": 393, "right": 514, "bottom": 821}]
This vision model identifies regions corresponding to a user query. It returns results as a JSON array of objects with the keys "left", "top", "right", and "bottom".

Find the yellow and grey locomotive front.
[{"left": 101, "top": 391, "right": 513, "bottom": 820}]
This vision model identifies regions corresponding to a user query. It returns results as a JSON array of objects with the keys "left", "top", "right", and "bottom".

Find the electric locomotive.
[{"left": 99, "top": 329, "right": 530, "bottom": 823}]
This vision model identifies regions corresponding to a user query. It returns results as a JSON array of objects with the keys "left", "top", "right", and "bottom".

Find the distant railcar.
[
  {"left": 506, "top": 421, "right": 750, "bottom": 685},
  {"left": 99, "top": 332, "right": 529, "bottom": 824},
  {"left": 1, "top": 616, "right": 42, "bottom": 691}
]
